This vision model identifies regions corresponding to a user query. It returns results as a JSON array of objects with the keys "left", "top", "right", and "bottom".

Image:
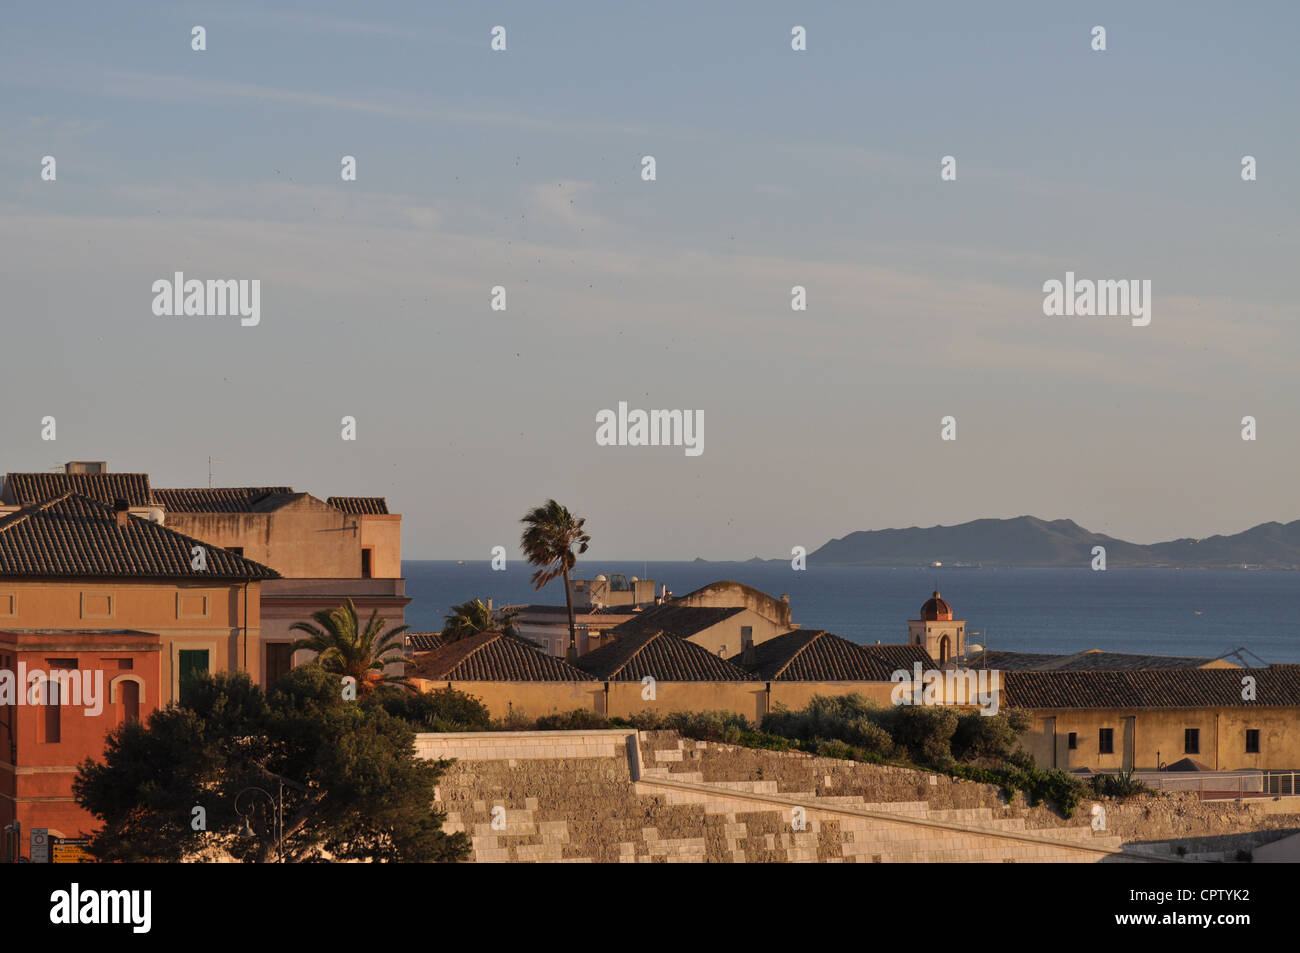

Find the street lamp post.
[
  {"left": 235, "top": 781, "right": 285, "bottom": 863},
  {"left": 3, "top": 821, "right": 19, "bottom": 864}
]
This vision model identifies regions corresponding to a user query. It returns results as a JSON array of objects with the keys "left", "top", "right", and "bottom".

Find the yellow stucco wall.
[
  {"left": 408, "top": 677, "right": 1001, "bottom": 724},
  {"left": 672, "top": 581, "right": 792, "bottom": 627},
  {"left": 0, "top": 578, "right": 263, "bottom": 706},
  {"left": 683, "top": 608, "right": 791, "bottom": 656},
  {"left": 604, "top": 681, "right": 768, "bottom": 723},
  {"left": 769, "top": 681, "right": 899, "bottom": 710},
  {"left": 167, "top": 496, "right": 362, "bottom": 578},
  {"left": 1019, "top": 708, "right": 1300, "bottom": 772},
  {"left": 410, "top": 679, "right": 603, "bottom": 719},
  {"left": 359, "top": 515, "right": 402, "bottom": 578}
]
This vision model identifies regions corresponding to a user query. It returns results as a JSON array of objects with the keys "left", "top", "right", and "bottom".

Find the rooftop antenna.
[
  {"left": 1213, "top": 645, "right": 1270, "bottom": 668},
  {"left": 208, "top": 456, "right": 224, "bottom": 488}
]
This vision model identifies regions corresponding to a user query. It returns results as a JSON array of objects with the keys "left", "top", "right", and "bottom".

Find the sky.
[{"left": 1, "top": 2, "right": 1297, "bottom": 559}]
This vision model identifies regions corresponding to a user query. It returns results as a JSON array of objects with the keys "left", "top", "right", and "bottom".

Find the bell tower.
[{"left": 907, "top": 590, "right": 965, "bottom": 664}]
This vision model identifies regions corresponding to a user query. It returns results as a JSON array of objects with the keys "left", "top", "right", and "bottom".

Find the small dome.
[{"left": 920, "top": 590, "right": 952, "bottom": 621}]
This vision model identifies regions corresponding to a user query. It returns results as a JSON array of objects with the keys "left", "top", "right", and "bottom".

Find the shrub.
[
  {"left": 533, "top": 710, "right": 611, "bottom": 731},
  {"left": 950, "top": 761, "right": 1086, "bottom": 818},
  {"left": 762, "top": 694, "right": 889, "bottom": 746},
  {"left": 374, "top": 687, "right": 492, "bottom": 732},
  {"left": 884, "top": 705, "right": 959, "bottom": 765},
  {"left": 951, "top": 710, "right": 1032, "bottom": 762},
  {"left": 814, "top": 739, "right": 858, "bottom": 761},
  {"left": 661, "top": 710, "right": 752, "bottom": 744},
  {"left": 1090, "top": 768, "right": 1150, "bottom": 799},
  {"left": 736, "top": 730, "right": 800, "bottom": 752},
  {"left": 497, "top": 707, "right": 533, "bottom": 730}
]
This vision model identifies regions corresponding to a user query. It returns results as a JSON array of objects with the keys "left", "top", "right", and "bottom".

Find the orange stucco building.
[
  {"left": 0, "top": 465, "right": 409, "bottom": 858},
  {"left": 0, "top": 493, "right": 277, "bottom": 854}
]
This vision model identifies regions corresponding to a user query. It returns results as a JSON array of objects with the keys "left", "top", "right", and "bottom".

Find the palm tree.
[
  {"left": 441, "top": 598, "right": 520, "bottom": 643},
  {"left": 520, "top": 499, "right": 590, "bottom": 662},
  {"left": 289, "top": 599, "right": 412, "bottom": 696}
]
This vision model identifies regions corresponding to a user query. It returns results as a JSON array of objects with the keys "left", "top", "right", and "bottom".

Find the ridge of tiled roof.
[
  {"left": 0, "top": 493, "right": 280, "bottom": 580},
  {"left": 407, "top": 632, "right": 444, "bottom": 652},
  {"left": 511, "top": 604, "right": 636, "bottom": 618},
  {"left": 412, "top": 632, "right": 595, "bottom": 682},
  {"left": 327, "top": 496, "right": 389, "bottom": 515},
  {"left": 4, "top": 472, "right": 152, "bottom": 507},
  {"left": 970, "top": 649, "right": 1225, "bottom": 671},
  {"left": 152, "top": 487, "right": 295, "bottom": 513},
  {"left": 1002, "top": 666, "right": 1300, "bottom": 709},
  {"left": 965, "top": 651, "right": 1061, "bottom": 670},
  {"left": 576, "top": 630, "right": 756, "bottom": 682},
  {"left": 736, "top": 630, "right": 933, "bottom": 681},
  {"left": 606, "top": 604, "right": 744, "bottom": 639}
]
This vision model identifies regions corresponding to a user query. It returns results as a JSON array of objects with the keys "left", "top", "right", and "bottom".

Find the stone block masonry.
[{"left": 416, "top": 730, "right": 1300, "bottom": 862}]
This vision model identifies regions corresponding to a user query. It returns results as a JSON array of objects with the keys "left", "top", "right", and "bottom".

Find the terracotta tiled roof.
[
  {"left": 965, "top": 651, "right": 1062, "bottom": 670},
  {"left": 736, "top": 630, "right": 933, "bottom": 681},
  {"left": 1001, "top": 666, "right": 1300, "bottom": 710},
  {"left": 0, "top": 493, "right": 279, "bottom": 580},
  {"left": 971, "top": 649, "right": 1226, "bottom": 671},
  {"left": 152, "top": 487, "right": 294, "bottom": 513},
  {"left": 3, "top": 472, "right": 152, "bottom": 507},
  {"left": 576, "top": 630, "right": 756, "bottom": 682},
  {"left": 607, "top": 604, "right": 744, "bottom": 639},
  {"left": 407, "top": 633, "right": 444, "bottom": 652},
  {"left": 327, "top": 497, "right": 389, "bottom": 515},
  {"left": 412, "top": 632, "right": 594, "bottom": 682}
]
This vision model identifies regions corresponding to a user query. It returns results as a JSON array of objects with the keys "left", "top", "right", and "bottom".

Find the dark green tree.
[{"left": 74, "top": 667, "right": 469, "bottom": 862}]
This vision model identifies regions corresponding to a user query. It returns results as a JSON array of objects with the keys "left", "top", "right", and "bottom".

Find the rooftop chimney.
[
  {"left": 66, "top": 461, "right": 107, "bottom": 474},
  {"left": 113, "top": 498, "right": 130, "bottom": 527}
]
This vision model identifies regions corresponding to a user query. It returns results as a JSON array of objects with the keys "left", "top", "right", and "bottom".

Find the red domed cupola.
[{"left": 920, "top": 590, "right": 952, "bottom": 622}]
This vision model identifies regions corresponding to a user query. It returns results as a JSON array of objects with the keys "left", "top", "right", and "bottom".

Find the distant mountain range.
[{"left": 807, "top": 516, "right": 1300, "bottom": 569}]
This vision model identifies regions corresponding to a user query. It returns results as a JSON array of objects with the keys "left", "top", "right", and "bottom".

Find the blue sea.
[{"left": 400, "top": 562, "right": 1300, "bottom": 665}]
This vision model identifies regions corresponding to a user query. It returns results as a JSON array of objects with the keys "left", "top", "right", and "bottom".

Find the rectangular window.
[
  {"left": 227, "top": 546, "right": 244, "bottom": 558},
  {"left": 741, "top": 626, "right": 754, "bottom": 649},
  {"left": 1098, "top": 728, "right": 1114, "bottom": 754},
  {"left": 42, "top": 660, "right": 76, "bottom": 744},
  {"left": 1245, "top": 729, "right": 1260, "bottom": 754},
  {"left": 44, "top": 698, "right": 61, "bottom": 743},
  {"left": 265, "top": 643, "right": 294, "bottom": 689},
  {"left": 118, "top": 679, "right": 140, "bottom": 725},
  {"left": 1067, "top": 732, "right": 1078, "bottom": 750},
  {"left": 1184, "top": 728, "right": 1200, "bottom": 755},
  {"left": 177, "top": 649, "right": 209, "bottom": 706},
  {"left": 361, "top": 549, "right": 373, "bottom": 578}
]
